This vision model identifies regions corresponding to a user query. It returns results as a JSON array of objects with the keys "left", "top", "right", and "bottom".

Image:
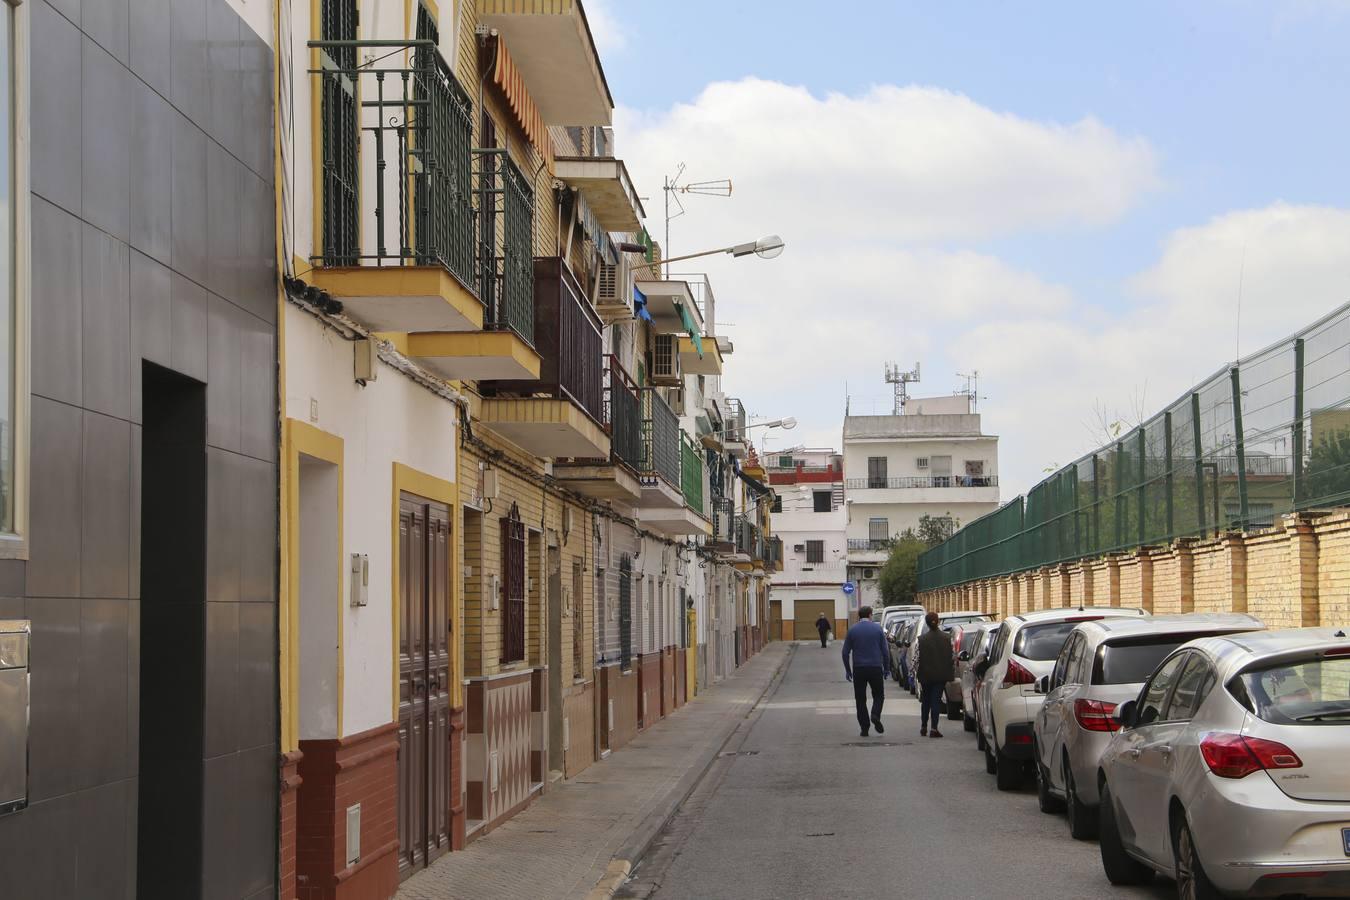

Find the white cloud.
[{"left": 618, "top": 78, "right": 1158, "bottom": 246}]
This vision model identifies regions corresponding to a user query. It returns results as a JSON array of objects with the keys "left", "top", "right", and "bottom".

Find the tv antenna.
[
  {"left": 664, "top": 163, "right": 732, "bottom": 277},
  {"left": 957, "top": 370, "right": 982, "bottom": 413},
  {"left": 884, "top": 362, "right": 920, "bottom": 415}
]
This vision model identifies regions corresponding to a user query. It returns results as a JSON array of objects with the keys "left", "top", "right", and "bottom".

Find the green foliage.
[
  {"left": 917, "top": 514, "right": 958, "bottom": 547},
  {"left": 878, "top": 530, "right": 928, "bottom": 608}
]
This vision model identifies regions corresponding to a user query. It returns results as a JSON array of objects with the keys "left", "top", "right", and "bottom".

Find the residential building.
[
  {"left": 766, "top": 449, "right": 849, "bottom": 639},
  {"left": 0, "top": 1, "right": 281, "bottom": 898},
  {"left": 843, "top": 392, "right": 999, "bottom": 610},
  {"left": 273, "top": 0, "right": 775, "bottom": 895}
]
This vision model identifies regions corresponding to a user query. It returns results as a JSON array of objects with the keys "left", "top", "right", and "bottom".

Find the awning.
[
  {"left": 676, "top": 302, "right": 703, "bottom": 355},
  {"left": 488, "top": 35, "right": 553, "bottom": 165},
  {"left": 634, "top": 286, "right": 653, "bottom": 322}
]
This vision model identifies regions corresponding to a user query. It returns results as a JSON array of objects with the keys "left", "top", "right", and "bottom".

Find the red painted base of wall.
[
  {"left": 281, "top": 750, "right": 304, "bottom": 900},
  {"left": 450, "top": 707, "right": 466, "bottom": 851},
  {"left": 296, "top": 723, "right": 400, "bottom": 900},
  {"left": 638, "top": 653, "right": 661, "bottom": 730}
]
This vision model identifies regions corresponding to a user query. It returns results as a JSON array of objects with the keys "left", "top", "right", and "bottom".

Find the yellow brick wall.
[
  {"left": 1247, "top": 529, "right": 1299, "bottom": 628},
  {"left": 1190, "top": 539, "right": 1231, "bottom": 614},
  {"left": 1151, "top": 550, "right": 1183, "bottom": 615},
  {"left": 1067, "top": 564, "right": 1086, "bottom": 606},
  {"left": 1118, "top": 556, "right": 1142, "bottom": 609}
]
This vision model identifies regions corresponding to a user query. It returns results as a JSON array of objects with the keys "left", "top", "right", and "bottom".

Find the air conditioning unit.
[
  {"left": 595, "top": 254, "right": 632, "bottom": 320},
  {"left": 651, "top": 334, "right": 681, "bottom": 385},
  {"left": 793, "top": 544, "right": 806, "bottom": 553}
]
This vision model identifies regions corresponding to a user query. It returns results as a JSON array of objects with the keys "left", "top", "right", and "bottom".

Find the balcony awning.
[
  {"left": 475, "top": 0, "right": 614, "bottom": 125},
  {"left": 554, "top": 157, "right": 645, "bottom": 232},
  {"left": 633, "top": 286, "right": 653, "bottom": 322},
  {"left": 677, "top": 302, "right": 703, "bottom": 355},
  {"left": 488, "top": 35, "right": 552, "bottom": 165}
]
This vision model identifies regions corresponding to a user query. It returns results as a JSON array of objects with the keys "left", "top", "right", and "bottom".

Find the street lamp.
[
  {"left": 624, "top": 235, "right": 787, "bottom": 275},
  {"left": 709, "top": 417, "right": 797, "bottom": 438}
]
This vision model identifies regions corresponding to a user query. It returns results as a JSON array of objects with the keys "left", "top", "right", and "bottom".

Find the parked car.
[
  {"left": 949, "top": 620, "right": 997, "bottom": 720},
  {"left": 881, "top": 604, "right": 924, "bottom": 633},
  {"left": 975, "top": 606, "right": 1147, "bottom": 790},
  {"left": 906, "top": 611, "right": 993, "bottom": 713},
  {"left": 1032, "top": 614, "right": 1265, "bottom": 839},
  {"left": 891, "top": 617, "right": 923, "bottom": 686},
  {"left": 960, "top": 623, "right": 1001, "bottom": 739},
  {"left": 1097, "top": 628, "right": 1350, "bottom": 899}
]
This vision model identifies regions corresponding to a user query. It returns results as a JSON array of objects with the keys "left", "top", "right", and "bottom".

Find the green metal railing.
[
  {"left": 641, "top": 390, "right": 681, "bottom": 488},
  {"left": 919, "top": 301, "right": 1350, "bottom": 591},
  {"left": 309, "top": 38, "right": 476, "bottom": 290},
  {"left": 475, "top": 153, "right": 536, "bottom": 342},
  {"left": 681, "top": 432, "right": 704, "bottom": 515}
]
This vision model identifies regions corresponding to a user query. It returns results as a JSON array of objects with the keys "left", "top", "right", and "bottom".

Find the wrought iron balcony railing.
[
  {"left": 711, "top": 496, "right": 735, "bottom": 545},
  {"left": 723, "top": 398, "right": 747, "bottom": 443},
  {"left": 766, "top": 536, "right": 783, "bottom": 568},
  {"left": 475, "top": 149, "right": 535, "bottom": 341},
  {"left": 734, "top": 515, "right": 761, "bottom": 557},
  {"left": 480, "top": 257, "right": 601, "bottom": 420},
  {"left": 641, "top": 389, "right": 681, "bottom": 489},
  {"left": 310, "top": 39, "right": 476, "bottom": 284},
  {"left": 603, "top": 355, "right": 643, "bottom": 471},
  {"left": 847, "top": 538, "right": 892, "bottom": 552},
  {"left": 845, "top": 475, "right": 998, "bottom": 490},
  {"left": 681, "top": 432, "right": 704, "bottom": 515}
]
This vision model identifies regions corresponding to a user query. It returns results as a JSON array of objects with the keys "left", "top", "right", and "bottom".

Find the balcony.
[
  {"left": 681, "top": 433, "right": 705, "bottom": 516},
  {"left": 478, "top": 258, "right": 609, "bottom": 458},
  {"left": 307, "top": 39, "right": 482, "bottom": 332},
  {"left": 678, "top": 335, "right": 723, "bottom": 376},
  {"left": 554, "top": 157, "right": 644, "bottom": 232},
  {"left": 723, "top": 398, "right": 747, "bottom": 459},
  {"left": 554, "top": 355, "right": 642, "bottom": 502},
  {"left": 844, "top": 474, "right": 999, "bottom": 504},
  {"left": 767, "top": 537, "right": 784, "bottom": 572},
  {"left": 475, "top": 0, "right": 614, "bottom": 126},
  {"left": 733, "top": 515, "right": 760, "bottom": 566},
  {"left": 637, "top": 392, "right": 710, "bottom": 536},
  {"left": 709, "top": 496, "right": 736, "bottom": 552}
]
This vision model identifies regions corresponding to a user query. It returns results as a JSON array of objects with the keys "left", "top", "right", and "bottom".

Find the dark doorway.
[
  {"left": 397, "top": 495, "right": 452, "bottom": 878},
  {"left": 137, "top": 363, "right": 207, "bottom": 897}
]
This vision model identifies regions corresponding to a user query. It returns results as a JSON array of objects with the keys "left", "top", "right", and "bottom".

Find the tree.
[
  {"left": 878, "top": 530, "right": 926, "bottom": 607},
  {"left": 917, "top": 513, "right": 957, "bottom": 547}
]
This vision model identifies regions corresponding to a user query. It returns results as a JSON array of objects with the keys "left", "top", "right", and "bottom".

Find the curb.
[{"left": 593, "top": 643, "right": 795, "bottom": 897}]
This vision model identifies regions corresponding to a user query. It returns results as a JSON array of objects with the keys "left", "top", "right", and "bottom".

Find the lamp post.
[{"left": 621, "top": 235, "right": 787, "bottom": 278}]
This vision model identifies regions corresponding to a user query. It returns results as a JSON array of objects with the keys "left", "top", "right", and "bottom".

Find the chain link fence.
[{"left": 919, "top": 302, "right": 1350, "bottom": 591}]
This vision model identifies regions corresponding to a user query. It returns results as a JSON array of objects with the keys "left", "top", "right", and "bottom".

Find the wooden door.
[{"left": 398, "top": 495, "right": 452, "bottom": 879}]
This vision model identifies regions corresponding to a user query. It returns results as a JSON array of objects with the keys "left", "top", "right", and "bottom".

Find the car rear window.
[
  {"left": 1229, "top": 655, "right": 1350, "bottom": 725},
  {"left": 1015, "top": 621, "right": 1092, "bottom": 661},
  {"left": 1093, "top": 634, "right": 1213, "bottom": 685},
  {"left": 941, "top": 615, "right": 988, "bottom": 626}
]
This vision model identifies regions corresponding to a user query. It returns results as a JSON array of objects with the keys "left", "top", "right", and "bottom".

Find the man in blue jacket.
[{"left": 841, "top": 606, "right": 890, "bottom": 737}]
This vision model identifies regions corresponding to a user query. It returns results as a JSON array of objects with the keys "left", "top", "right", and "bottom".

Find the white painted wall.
[
  {"left": 286, "top": 307, "right": 459, "bottom": 736},
  {"left": 227, "top": 0, "right": 274, "bottom": 44}
]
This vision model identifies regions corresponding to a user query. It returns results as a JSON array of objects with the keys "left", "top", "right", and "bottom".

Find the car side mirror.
[
  {"left": 1034, "top": 675, "right": 1050, "bottom": 695},
  {"left": 972, "top": 659, "right": 990, "bottom": 679},
  {"left": 1116, "top": 700, "right": 1138, "bottom": 730},
  {"left": 958, "top": 650, "right": 971, "bottom": 662}
]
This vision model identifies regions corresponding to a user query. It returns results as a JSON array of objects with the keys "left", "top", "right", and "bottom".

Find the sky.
[{"left": 583, "top": 0, "right": 1350, "bottom": 497}]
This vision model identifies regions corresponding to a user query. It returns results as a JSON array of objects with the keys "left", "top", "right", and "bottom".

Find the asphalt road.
[{"left": 621, "top": 641, "right": 1176, "bottom": 900}]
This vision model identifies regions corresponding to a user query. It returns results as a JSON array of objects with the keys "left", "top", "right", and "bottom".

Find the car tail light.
[
  {"left": 1003, "top": 659, "right": 1035, "bottom": 687},
  {"left": 1323, "top": 647, "right": 1350, "bottom": 658},
  {"left": 1073, "top": 698, "right": 1119, "bottom": 732},
  {"left": 1063, "top": 616, "right": 1105, "bottom": 623},
  {"left": 1200, "top": 733, "right": 1303, "bottom": 779}
]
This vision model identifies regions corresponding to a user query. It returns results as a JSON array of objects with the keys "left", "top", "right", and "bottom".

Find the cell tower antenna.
[
  {"left": 663, "top": 164, "right": 732, "bottom": 278},
  {"left": 884, "top": 362, "right": 921, "bottom": 415},
  {"left": 957, "top": 370, "right": 981, "bottom": 413}
]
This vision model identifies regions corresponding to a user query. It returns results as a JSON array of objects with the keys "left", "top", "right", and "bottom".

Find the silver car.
[
  {"left": 1097, "top": 628, "right": 1350, "bottom": 899},
  {"left": 1032, "top": 614, "right": 1265, "bottom": 840},
  {"left": 960, "top": 623, "right": 1000, "bottom": 739},
  {"left": 907, "top": 611, "right": 993, "bottom": 711}
]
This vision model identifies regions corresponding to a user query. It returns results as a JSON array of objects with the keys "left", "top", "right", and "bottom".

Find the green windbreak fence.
[{"left": 919, "top": 302, "right": 1350, "bottom": 591}]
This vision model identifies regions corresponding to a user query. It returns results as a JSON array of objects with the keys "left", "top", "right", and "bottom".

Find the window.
[
  {"left": 500, "top": 505, "right": 526, "bottom": 663},
  {"left": 778, "top": 455, "right": 793, "bottom": 468},
  {"left": 618, "top": 555, "right": 633, "bottom": 670},
  {"left": 1163, "top": 655, "right": 1215, "bottom": 721},
  {"left": 930, "top": 455, "right": 952, "bottom": 487},
  {"left": 805, "top": 540, "right": 824, "bottom": 563},
  {"left": 868, "top": 517, "right": 889, "bottom": 542},
  {"left": 813, "top": 490, "right": 831, "bottom": 513},
  {"left": 1013, "top": 621, "right": 1081, "bottom": 661},
  {"left": 0, "top": 0, "right": 24, "bottom": 552},
  {"left": 1225, "top": 501, "right": 1275, "bottom": 528},
  {"left": 1050, "top": 635, "right": 1075, "bottom": 690},
  {"left": 1137, "top": 653, "right": 1187, "bottom": 726},
  {"left": 1230, "top": 655, "right": 1350, "bottom": 724},
  {"left": 867, "top": 456, "right": 887, "bottom": 489},
  {"left": 771, "top": 494, "right": 782, "bottom": 513}
]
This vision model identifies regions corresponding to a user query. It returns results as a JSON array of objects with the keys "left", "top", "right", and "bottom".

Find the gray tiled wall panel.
[{"left": 19, "top": 0, "right": 279, "bottom": 896}]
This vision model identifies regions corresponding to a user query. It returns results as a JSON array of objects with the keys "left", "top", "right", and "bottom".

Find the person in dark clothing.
[
  {"left": 915, "top": 611, "right": 955, "bottom": 738},
  {"left": 815, "top": 613, "right": 831, "bottom": 648},
  {"left": 841, "top": 606, "right": 890, "bottom": 737}
]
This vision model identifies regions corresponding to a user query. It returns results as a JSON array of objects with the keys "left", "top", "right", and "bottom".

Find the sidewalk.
[{"left": 397, "top": 643, "right": 793, "bottom": 900}]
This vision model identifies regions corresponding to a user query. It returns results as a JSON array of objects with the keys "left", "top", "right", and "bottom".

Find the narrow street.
[{"left": 623, "top": 643, "right": 1174, "bottom": 900}]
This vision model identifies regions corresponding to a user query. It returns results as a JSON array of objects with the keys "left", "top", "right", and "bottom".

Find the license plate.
[{"left": 1343, "top": 827, "right": 1350, "bottom": 856}]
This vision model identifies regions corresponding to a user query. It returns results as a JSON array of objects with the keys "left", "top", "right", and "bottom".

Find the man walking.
[
  {"left": 815, "top": 613, "right": 831, "bottom": 648},
  {"left": 915, "top": 612, "right": 954, "bottom": 738},
  {"left": 841, "top": 606, "right": 889, "bottom": 737}
]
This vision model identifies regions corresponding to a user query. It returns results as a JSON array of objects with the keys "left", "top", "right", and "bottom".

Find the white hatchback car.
[
  {"left": 975, "top": 606, "right": 1146, "bottom": 791},
  {"left": 1031, "top": 614, "right": 1265, "bottom": 839},
  {"left": 1097, "top": 628, "right": 1350, "bottom": 899}
]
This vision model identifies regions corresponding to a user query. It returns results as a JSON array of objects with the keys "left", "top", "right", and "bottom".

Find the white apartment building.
[
  {"left": 765, "top": 449, "right": 849, "bottom": 640},
  {"left": 843, "top": 394, "right": 999, "bottom": 610}
]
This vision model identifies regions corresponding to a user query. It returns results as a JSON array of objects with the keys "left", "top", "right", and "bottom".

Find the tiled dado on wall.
[{"left": 0, "top": 1, "right": 278, "bottom": 898}]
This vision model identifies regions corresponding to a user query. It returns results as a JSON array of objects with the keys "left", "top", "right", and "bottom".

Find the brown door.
[
  {"left": 398, "top": 494, "right": 452, "bottom": 878},
  {"left": 769, "top": 600, "right": 783, "bottom": 641}
]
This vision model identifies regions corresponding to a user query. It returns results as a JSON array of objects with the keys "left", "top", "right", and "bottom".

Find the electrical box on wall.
[
  {"left": 345, "top": 804, "right": 362, "bottom": 867},
  {"left": 482, "top": 468, "right": 500, "bottom": 500},
  {"left": 350, "top": 554, "right": 369, "bottom": 607},
  {"left": 0, "top": 620, "right": 30, "bottom": 816},
  {"left": 489, "top": 574, "right": 501, "bottom": 610},
  {"left": 353, "top": 339, "right": 377, "bottom": 383}
]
